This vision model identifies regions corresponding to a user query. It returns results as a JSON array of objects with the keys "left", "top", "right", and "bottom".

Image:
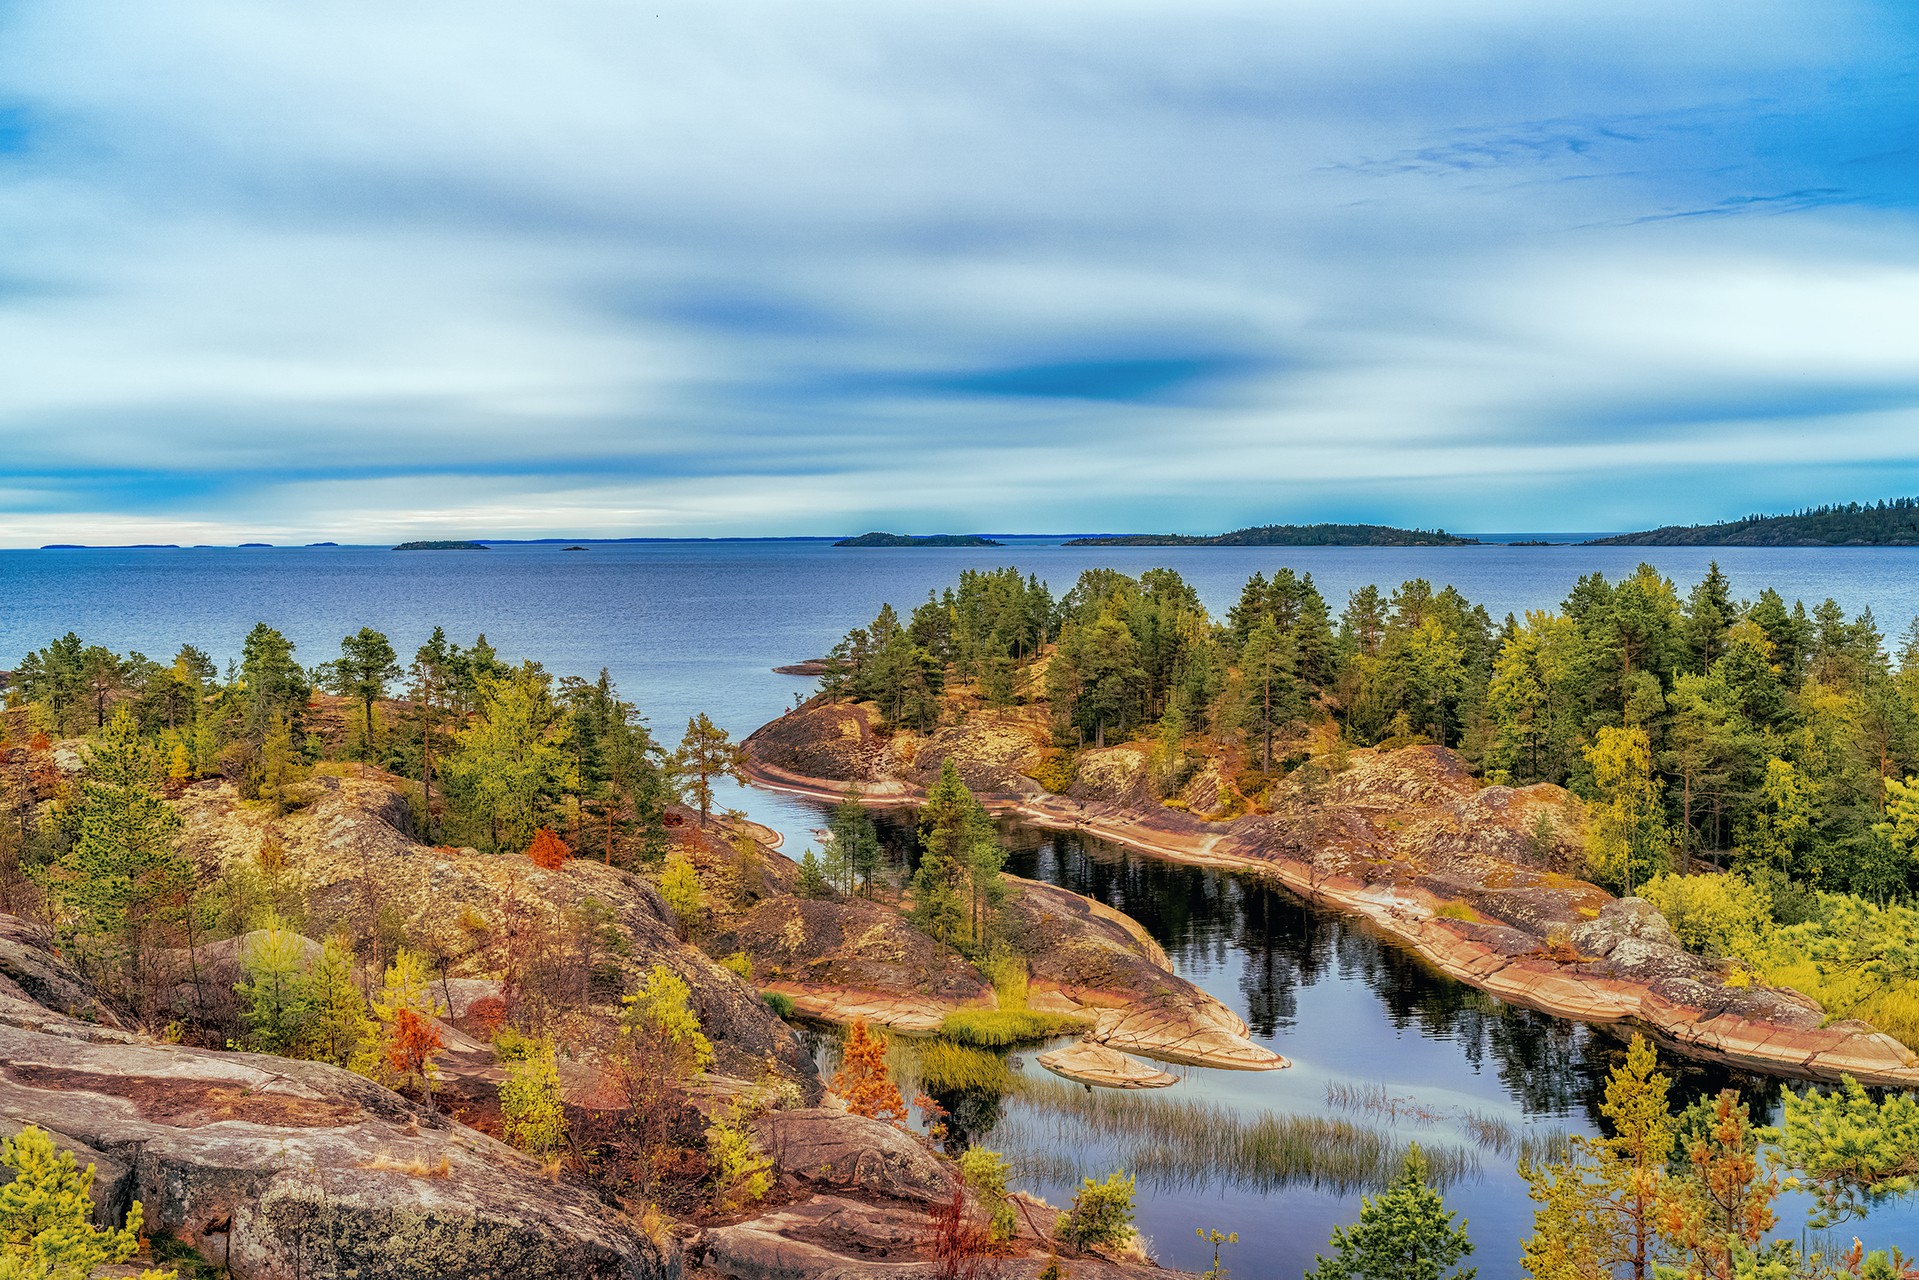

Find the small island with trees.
[
  {"left": 1591, "top": 496, "right": 1919, "bottom": 546},
  {"left": 1065, "top": 522, "right": 1479, "bottom": 547},
  {"left": 392, "top": 539, "right": 489, "bottom": 551},
  {"left": 833, "top": 532, "right": 1003, "bottom": 547}
]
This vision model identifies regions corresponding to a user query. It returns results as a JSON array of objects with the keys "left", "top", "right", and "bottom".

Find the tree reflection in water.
[{"left": 869, "top": 810, "right": 1779, "bottom": 1130}]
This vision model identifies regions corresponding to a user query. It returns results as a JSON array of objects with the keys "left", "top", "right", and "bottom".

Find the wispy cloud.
[{"left": 0, "top": 0, "right": 1914, "bottom": 541}]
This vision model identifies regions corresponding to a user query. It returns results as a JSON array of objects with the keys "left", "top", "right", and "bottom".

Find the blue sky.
[{"left": 0, "top": 0, "right": 1915, "bottom": 543}]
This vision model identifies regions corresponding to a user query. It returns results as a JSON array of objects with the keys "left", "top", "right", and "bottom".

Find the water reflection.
[{"left": 871, "top": 810, "right": 1780, "bottom": 1130}]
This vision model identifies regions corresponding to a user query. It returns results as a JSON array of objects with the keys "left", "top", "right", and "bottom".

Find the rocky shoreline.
[{"left": 739, "top": 707, "right": 1919, "bottom": 1090}]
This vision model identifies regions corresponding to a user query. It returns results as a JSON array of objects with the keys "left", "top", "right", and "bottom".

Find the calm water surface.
[{"left": 5, "top": 540, "right": 1917, "bottom": 1269}]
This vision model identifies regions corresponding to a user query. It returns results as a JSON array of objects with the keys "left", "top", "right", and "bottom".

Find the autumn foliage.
[
  {"left": 386, "top": 1007, "right": 445, "bottom": 1083},
  {"left": 526, "top": 827, "right": 570, "bottom": 870},
  {"left": 833, "top": 1019, "right": 906, "bottom": 1124}
]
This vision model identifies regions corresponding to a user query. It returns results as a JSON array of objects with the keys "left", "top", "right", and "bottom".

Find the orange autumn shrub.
[
  {"left": 526, "top": 827, "right": 570, "bottom": 870},
  {"left": 833, "top": 1019, "right": 906, "bottom": 1124}
]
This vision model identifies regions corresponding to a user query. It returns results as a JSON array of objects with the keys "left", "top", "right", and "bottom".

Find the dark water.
[{"left": 5, "top": 540, "right": 1918, "bottom": 1268}]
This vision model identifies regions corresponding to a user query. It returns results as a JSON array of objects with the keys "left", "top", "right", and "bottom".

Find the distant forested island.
[
  {"left": 1591, "top": 498, "right": 1919, "bottom": 546},
  {"left": 392, "top": 539, "right": 488, "bottom": 551},
  {"left": 1066, "top": 523, "right": 1478, "bottom": 547},
  {"left": 833, "top": 532, "right": 1002, "bottom": 547}
]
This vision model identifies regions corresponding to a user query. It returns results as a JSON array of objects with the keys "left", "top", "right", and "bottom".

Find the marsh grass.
[
  {"left": 913, "top": 1041, "right": 1019, "bottom": 1093},
  {"left": 1323, "top": 1080, "right": 1441, "bottom": 1125},
  {"left": 940, "top": 1009, "right": 1090, "bottom": 1047},
  {"left": 1008, "top": 1078, "right": 1479, "bottom": 1194}
]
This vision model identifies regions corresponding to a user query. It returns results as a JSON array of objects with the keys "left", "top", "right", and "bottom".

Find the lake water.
[{"left": 5, "top": 539, "right": 1917, "bottom": 1269}]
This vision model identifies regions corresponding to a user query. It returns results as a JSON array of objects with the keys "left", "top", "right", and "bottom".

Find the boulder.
[
  {"left": 0, "top": 1006, "right": 679, "bottom": 1280},
  {"left": 754, "top": 1109, "right": 958, "bottom": 1206},
  {"left": 1036, "top": 1042, "right": 1178, "bottom": 1089}
]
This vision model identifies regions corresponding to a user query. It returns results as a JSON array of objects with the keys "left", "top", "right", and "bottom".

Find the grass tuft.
[{"left": 940, "top": 1008, "right": 1089, "bottom": 1047}]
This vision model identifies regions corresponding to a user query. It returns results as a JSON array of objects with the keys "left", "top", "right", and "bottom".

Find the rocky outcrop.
[
  {"left": 169, "top": 770, "right": 816, "bottom": 1093},
  {"left": 0, "top": 921, "right": 678, "bottom": 1280},
  {"left": 699, "top": 1195, "right": 1185, "bottom": 1280},
  {"left": 712, "top": 897, "right": 994, "bottom": 1033},
  {"left": 756, "top": 1109, "right": 959, "bottom": 1206},
  {"left": 741, "top": 701, "right": 1919, "bottom": 1088}
]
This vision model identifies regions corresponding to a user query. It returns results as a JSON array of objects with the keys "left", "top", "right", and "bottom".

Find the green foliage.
[
  {"left": 911, "top": 761, "right": 1005, "bottom": 948},
  {"left": 958, "top": 1147, "right": 1017, "bottom": 1242},
  {"left": 1780, "top": 1077, "right": 1919, "bottom": 1227},
  {"left": 704, "top": 1102, "right": 773, "bottom": 1212},
  {"left": 620, "top": 963, "right": 713, "bottom": 1079},
  {"left": 717, "top": 950, "right": 753, "bottom": 980},
  {"left": 442, "top": 664, "right": 572, "bottom": 852},
  {"left": 760, "top": 989, "right": 797, "bottom": 1018},
  {"left": 938, "top": 1008, "right": 1088, "bottom": 1047},
  {"left": 795, "top": 849, "right": 829, "bottom": 898},
  {"left": 235, "top": 920, "right": 315, "bottom": 1053},
  {"left": 300, "top": 936, "right": 373, "bottom": 1067},
  {"left": 828, "top": 789, "right": 883, "bottom": 897},
  {"left": 500, "top": 1037, "right": 566, "bottom": 1163},
  {"left": 1639, "top": 871, "right": 1773, "bottom": 959},
  {"left": 1196, "top": 1226, "right": 1240, "bottom": 1280},
  {"left": 672, "top": 713, "right": 736, "bottom": 824},
  {"left": 1056, "top": 1170, "right": 1137, "bottom": 1251},
  {"left": 0, "top": 1125, "right": 172, "bottom": 1280},
  {"left": 1583, "top": 726, "right": 1671, "bottom": 896},
  {"left": 1308, "top": 1146, "right": 1475, "bottom": 1280},
  {"left": 659, "top": 851, "right": 703, "bottom": 936},
  {"left": 41, "top": 707, "right": 192, "bottom": 997}
]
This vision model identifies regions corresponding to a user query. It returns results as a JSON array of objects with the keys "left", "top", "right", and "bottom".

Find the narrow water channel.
[{"left": 797, "top": 806, "right": 1919, "bottom": 1276}]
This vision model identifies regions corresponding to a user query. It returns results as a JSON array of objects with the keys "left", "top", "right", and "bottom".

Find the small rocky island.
[
  {"left": 392, "top": 539, "right": 489, "bottom": 550},
  {"left": 1065, "top": 522, "right": 1478, "bottom": 546},
  {"left": 834, "top": 531, "right": 1003, "bottom": 547}
]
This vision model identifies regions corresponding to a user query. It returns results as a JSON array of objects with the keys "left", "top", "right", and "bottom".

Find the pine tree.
[
  {"left": 833, "top": 1019, "right": 905, "bottom": 1124},
  {"left": 235, "top": 920, "right": 315, "bottom": 1054},
  {"left": 673, "top": 713, "right": 736, "bottom": 825},
  {"left": 1584, "top": 726, "right": 1671, "bottom": 896},
  {"left": 442, "top": 664, "right": 571, "bottom": 851},
  {"left": 45, "top": 707, "right": 192, "bottom": 1006},
  {"left": 1307, "top": 1146, "right": 1474, "bottom": 1280},
  {"left": 1779, "top": 1075, "right": 1919, "bottom": 1227},
  {"left": 525, "top": 827, "right": 570, "bottom": 870},
  {"left": 301, "top": 936, "right": 373, "bottom": 1067},
  {"left": 0, "top": 1126, "right": 172, "bottom": 1280},
  {"left": 829, "top": 787, "right": 882, "bottom": 896},
  {"left": 363, "top": 948, "right": 447, "bottom": 1110},
  {"left": 1656, "top": 1090, "right": 1780, "bottom": 1280},
  {"left": 1521, "top": 1035, "right": 1673, "bottom": 1280},
  {"left": 912, "top": 761, "right": 976, "bottom": 946},
  {"left": 325, "top": 627, "right": 399, "bottom": 758}
]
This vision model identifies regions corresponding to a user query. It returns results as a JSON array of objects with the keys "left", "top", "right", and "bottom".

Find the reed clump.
[
  {"left": 940, "top": 1009, "right": 1089, "bottom": 1047},
  {"left": 1011, "top": 1078, "right": 1479, "bottom": 1194}
]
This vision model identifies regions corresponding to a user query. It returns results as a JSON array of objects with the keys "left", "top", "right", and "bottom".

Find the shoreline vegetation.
[
  {"left": 742, "top": 558, "right": 1919, "bottom": 1089},
  {"left": 1589, "top": 496, "right": 1919, "bottom": 547}
]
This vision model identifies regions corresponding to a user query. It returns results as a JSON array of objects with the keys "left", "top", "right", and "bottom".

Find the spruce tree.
[{"left": 1306, "top": 1146, "right": 1474, "bottom": 1280}]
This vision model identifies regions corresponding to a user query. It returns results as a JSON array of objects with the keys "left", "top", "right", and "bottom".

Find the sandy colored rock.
[{"left": 1037, "top": 1042, "right": 1178, "bottom": 1089}]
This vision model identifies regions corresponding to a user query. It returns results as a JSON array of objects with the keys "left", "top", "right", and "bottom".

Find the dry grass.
[{"left": 366, "top": 1152, "right": 452, "bottom": 1178}]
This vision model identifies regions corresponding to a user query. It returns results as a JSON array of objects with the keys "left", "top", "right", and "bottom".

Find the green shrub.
[
  {"left": 939, "top": 1008, "right": 1088, "bottom": 1048},
  {"left": 1057, "top": 1170, "right": 1137, "bottom": 1250},
  {"left": 718, "top": 950, "right": 753, "bottom": 980},
  {"left": 1640, "top": 871, "right": 1772, "bottom": 959},
  {"left": 761, "top": 990, "right": 797, "bottom": 1018},
  {"left": 959, "top": 1147, "right": 1017, "bottom": 1242}
]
